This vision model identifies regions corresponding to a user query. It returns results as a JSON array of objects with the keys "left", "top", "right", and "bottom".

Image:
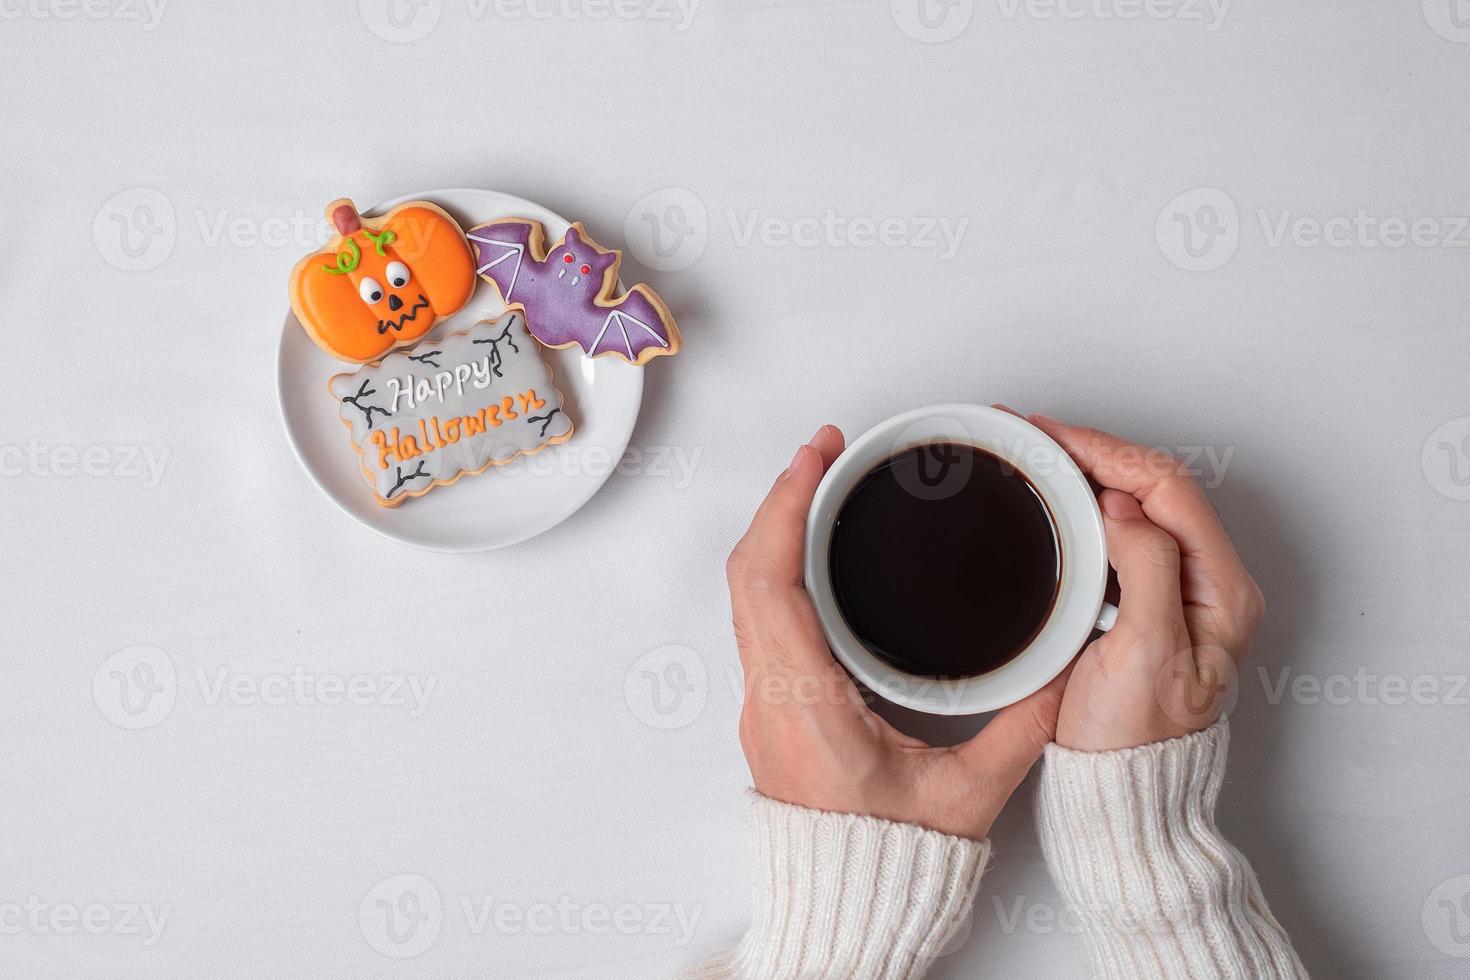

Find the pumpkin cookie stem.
[{"left": 327, "top": 199, "right": 362, "bottom": 236}]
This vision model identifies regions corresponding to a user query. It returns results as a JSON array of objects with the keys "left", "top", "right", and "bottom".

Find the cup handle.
[{"left": 1095, "top": 602, "right": 1118, "bottom": 632}]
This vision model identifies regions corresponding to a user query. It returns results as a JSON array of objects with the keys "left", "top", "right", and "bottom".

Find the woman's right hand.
[{"left": 1027, "top": 414, "right": 1266, "bottom": 752}]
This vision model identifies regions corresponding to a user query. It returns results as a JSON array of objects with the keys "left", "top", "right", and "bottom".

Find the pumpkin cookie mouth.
[{"left": 376, "top": 294, "right": 429, "bottom": 335}]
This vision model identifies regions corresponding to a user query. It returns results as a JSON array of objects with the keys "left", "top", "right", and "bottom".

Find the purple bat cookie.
[{"left": 466, "top": 220, "right": 682, "bottom": 365}]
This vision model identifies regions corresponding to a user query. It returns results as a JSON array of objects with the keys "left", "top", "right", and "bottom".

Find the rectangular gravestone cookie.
[{"left": 328, "top": 311, "right": 573, "bottom": 507}]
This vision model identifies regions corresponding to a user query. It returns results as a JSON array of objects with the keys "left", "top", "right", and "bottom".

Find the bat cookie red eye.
[
  {"left": 579, "top": 264, "right": 590, "bottom": 275},
  {"left": 563, "top": 253, "right": 574, "bottom": 263}
]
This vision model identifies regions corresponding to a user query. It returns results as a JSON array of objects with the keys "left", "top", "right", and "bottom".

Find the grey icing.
[{"left": 328, "top": 312, "right": 573, "bottom": 501}]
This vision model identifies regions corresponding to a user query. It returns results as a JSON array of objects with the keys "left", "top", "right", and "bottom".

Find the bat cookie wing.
[
  {"left": 588, "top": 287, "right": 679, "bottom": 362},
  {"left": 467, "top": 220, "right": 543, "bottom": 303}
]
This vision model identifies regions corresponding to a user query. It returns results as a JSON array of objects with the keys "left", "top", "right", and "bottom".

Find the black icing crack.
[
  {"left": 342, "top": 379, "right": 392, "bottom": 430},
  {"left": 386, "top": 461, "right": 430, "bottom": 499},
  {"left": 472, "top": 317, "right": 521, "bottom": 377},
  {"left": 527, "top": 408, "right": 562, "bottom": 438},
  {"left": 407, "top": 350, "right": 443, "bottom": 368}
]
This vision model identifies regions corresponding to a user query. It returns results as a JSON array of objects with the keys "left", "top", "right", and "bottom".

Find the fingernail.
[
  {"left": 810, "top": 425, "right": 831, "bottom": 443},
  {"left": 993, "top": 403, "right": 1019, "bottom": 413},
  {"left": 783, "top": 444, "right": 810, "bottom": 478},
  {"left": 1100, "top": 491, "right": 1131, "bottom": 519},
  {"left": 1032, "top": 414, "right": 1059, "bottom": 426}
]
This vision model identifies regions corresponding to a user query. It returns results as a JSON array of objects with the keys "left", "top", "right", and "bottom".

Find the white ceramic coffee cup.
[{"left": 804, "top": 405, "right": 1118, "bottom": 716}]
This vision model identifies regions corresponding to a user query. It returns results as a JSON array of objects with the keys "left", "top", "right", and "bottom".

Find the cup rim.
[{"left": 803, "top": 404, "right": 1109, "bottom": 716}]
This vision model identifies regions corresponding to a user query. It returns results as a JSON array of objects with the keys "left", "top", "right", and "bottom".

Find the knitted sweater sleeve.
[
  {"left": 1036, "top": 720, "right": 1308, "bottom": 979},
  {"left": 677, "top": 792, "right": 989, "bottom": 980}
]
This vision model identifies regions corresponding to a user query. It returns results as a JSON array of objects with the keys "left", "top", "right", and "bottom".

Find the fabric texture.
[
  {"left": 686, "top": 722, "right": 1308, "bottom": 979},
  {"left": 1036, "top": 720, "right": 1309, "bottom": 979},
  {"left": 678, "top": 792, "right": 989, "bottom": 979}
]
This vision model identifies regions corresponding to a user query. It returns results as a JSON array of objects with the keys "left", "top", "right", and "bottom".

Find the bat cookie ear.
[{"left": 564, "top": 223, "right": 586, "bottom": 247}]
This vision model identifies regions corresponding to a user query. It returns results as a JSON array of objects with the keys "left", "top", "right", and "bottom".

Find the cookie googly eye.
[
  {"left": 563, "top": 253, "right": 575, "bottom": 264},
  {"left": 579, "top": 264, "right": 591, "bottom": 275},
  {"left": 385, "top": 261, "right": 411, "bottom": 289},
  {"left": 358, "top": 277, "right": 384, "bottom": 305}
]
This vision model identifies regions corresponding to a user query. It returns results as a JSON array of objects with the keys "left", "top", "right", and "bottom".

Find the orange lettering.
[{"left": 371, "top": 430, "right": 393, "bottom": 470}]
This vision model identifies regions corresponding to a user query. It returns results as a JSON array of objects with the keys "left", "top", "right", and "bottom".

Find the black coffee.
[{"left": 828, "top": 443, "right": 1060, "bottom": 679}]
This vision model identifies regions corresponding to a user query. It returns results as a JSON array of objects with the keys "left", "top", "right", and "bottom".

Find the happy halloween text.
[{"left": 370, "top": 389, "right": 547, "bottom": 471}]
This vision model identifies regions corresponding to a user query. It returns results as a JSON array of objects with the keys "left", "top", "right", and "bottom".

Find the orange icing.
[{"left": 288, "top": 198, "right": 475, "bottom": 363}]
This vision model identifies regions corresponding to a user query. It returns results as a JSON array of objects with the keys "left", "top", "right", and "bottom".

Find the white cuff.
[
  {"left": 1037, "top": 722, "right": 1307, "bottom": 979},
  {"left": 688, "top": 792, "right": 990, "bottom": 980}
]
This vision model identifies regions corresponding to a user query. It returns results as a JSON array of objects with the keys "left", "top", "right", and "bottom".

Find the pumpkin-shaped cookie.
[{"left": 290, "top": 198, "right": 476, "bottom": 363}]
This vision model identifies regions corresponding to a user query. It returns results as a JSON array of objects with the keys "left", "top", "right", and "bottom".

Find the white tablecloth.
[{"left": 3, "top": 2, "right": 1468, "bottom": 977}]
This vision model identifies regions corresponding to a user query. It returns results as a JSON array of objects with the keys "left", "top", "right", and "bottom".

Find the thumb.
[
  {"left": 955, "top": 669, "right": 1066, "bottom": 788},
  {"left": 1099, "top": 489, "right": 1189, "bottom": 644}
]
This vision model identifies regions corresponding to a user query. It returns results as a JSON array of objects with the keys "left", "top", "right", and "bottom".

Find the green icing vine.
[
  {"left": 323, "top": 238, "right": 361, "bottom": 275},
  {"left": 365, "top": 228, "right": 396, "bottom": 255}
]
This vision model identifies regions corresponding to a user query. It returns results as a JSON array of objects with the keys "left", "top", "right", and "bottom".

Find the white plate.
[{"left": 277, "top": 188, "right": 644, "bottom": 552}]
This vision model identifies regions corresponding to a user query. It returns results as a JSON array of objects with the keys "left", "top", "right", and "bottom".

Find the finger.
[
  {"left": 740, "top": 427, "right": 845, "bottom": 591},
  {"left": 955, "top": 668, "right": 1067, "bottom": 787},
  {"left": 991, "top": 403, "right": 1024, "bottom": 419},
  {"left": 1098, "top": 489, "right": 1189, "bottom": 643},
  {"left": 809, "top": 424, "right": 844, "bottom": 469},
  {"left": 727, "top": 426, "right": 843, "bottom": 585},
  {"left": 1029, "top": 415, "right": 1253, "bottom": 602},
  {"left": 728, "top": 428, "right": 848, "bottom": 679}
]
